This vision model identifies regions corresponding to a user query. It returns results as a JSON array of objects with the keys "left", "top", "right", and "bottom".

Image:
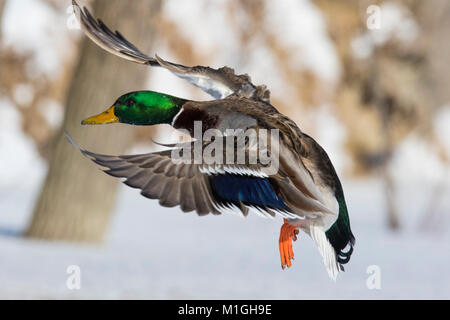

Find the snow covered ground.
[{"left": 0, "top": 171, "right": 449, "bottom": 299}]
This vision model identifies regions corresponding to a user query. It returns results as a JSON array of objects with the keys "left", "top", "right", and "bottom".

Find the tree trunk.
[{"left": 25, "top": 0, "right": 161, "bottom": 243}]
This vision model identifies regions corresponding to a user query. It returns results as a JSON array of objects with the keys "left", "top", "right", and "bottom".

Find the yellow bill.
[{"left": 81, "top": 106, "right": 119, "bottom": 125}]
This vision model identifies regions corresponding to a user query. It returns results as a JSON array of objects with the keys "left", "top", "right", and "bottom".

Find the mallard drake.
[{"left": 69, "top": 0, "right": 354, "bottom": 280}]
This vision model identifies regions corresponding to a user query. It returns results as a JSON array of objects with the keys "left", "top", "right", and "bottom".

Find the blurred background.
[{"left": 0, "top": 0, "right": 449, "bottom": 299}]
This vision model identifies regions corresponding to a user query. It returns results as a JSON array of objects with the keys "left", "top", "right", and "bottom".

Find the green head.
[{"left": 82, "top": 91, "right": 186, "bottom": 126}]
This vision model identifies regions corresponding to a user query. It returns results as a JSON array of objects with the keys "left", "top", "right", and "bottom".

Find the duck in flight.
[{"left": 69, "top": 0, "right": 354, "bottom": 280}]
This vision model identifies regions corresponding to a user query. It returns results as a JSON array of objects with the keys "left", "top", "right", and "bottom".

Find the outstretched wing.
[
  {"left": 72, "top": 0, "right": 270, "bottom": 102},
  {"left": 66, "top": 133, "right": 333, "bottom": 219}
]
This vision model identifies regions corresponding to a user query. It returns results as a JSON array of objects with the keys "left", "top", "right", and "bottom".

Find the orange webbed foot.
[{"left": 279, "top": 219, "right": 300, "bottom": 269}]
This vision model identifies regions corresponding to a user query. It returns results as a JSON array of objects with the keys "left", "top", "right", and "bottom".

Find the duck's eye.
[{"left": 126, "top": 99, "right": 135, "bottom": 107}]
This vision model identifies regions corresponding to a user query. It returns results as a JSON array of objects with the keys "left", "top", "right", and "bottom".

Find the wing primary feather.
[
  {"left": 67, "top": 131, "right": 303, "bottom": 219},
  {"left": 72, "top": 1, "right": 269, "bottom": 101},
  {"left": 123, "top": 170, "right": 150, "bottom": 189}
]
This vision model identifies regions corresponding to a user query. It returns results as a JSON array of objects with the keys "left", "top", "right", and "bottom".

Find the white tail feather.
[{"left": 309, "top": 224, "right": 340, "bottom": 281}]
